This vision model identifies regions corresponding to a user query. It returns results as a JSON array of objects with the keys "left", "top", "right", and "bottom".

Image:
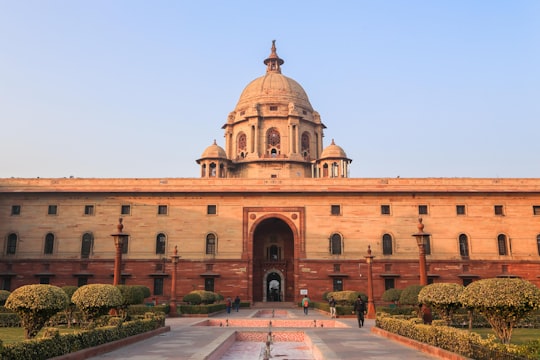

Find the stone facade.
[{"left": 1, "top": 42, "right": 539, "bottom": 305}]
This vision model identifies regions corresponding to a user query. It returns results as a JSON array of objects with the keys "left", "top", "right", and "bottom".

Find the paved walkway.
[{"left": 88, "top": 306, "right": 440, "bottom": 360}]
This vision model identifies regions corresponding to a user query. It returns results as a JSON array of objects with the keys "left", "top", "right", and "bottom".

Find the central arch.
[{"left": 251, "top": 216, "right": 296, "bottom": 302}]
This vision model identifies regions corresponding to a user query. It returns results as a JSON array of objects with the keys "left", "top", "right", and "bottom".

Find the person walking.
[
  {"left": 234, "top": 295, "right": 241, "bottom": 312},
  {"left": 353, "top": 295, "right": 366, "bottom": 328},
  {"left": 226, "top": 297, "right": 232, "bottom": 314},
  {"left": 328, "top": 296, "right": 337, "bottom": 318},
  {"left": 302, "top": 295, "right": 310, "bottom": 315}
]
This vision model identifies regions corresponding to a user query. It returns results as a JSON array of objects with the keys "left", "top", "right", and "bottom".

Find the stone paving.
[{"left": 87, "top": 306, "right": 441, "bottom": 360}]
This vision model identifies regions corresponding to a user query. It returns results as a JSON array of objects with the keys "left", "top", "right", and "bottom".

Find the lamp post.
[
  {"left": 169, "top": 245, "right": 180, "bottom": 317},
  {"left": 111, "top": 218, "right": 128, "bottom": 286},
  {"left": 412, "top": 218, "right": 430, "bottom": 286},
  {"left": 364, "top": 245, "right": 376, "bottom": 319}
]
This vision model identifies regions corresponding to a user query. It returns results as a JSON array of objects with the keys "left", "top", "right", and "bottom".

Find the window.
[
  {"left": 333, "top": 278, "right": 343, "bottom": 292},
  {"left": 77, "top": 277, "right": 88, "bottom": 287},
  {"left": 537, "top": 234, "right": 540, "bottom": 256},
  {"left": 44, "top": 233, "right": 54, "bottom": 254},
  {"left": 156, "top": 233, "right": 166, "bottom": 254},
  {"left": 301, "top": 132, "right": 310, "bottom": 159},
  {"left": 6, "top": 233, "right": 17, "bottom": 254},
  {"left": 11, "top": 205, "right": 20, "bottom": 216},
  {"left": 418, "top": 205, "right": 428, "bottom": 215},
  {"left": 267, "top": 245, "right": 281, "bottom": 261},
  {"left": 330, "top": 205, "right": 341, "bottom": 216},
  {"left": 121, "top": 205, "right": 131, "bottom": 215},
  {"left": 330, "top": 233, "right": 342, "bottom": 255},
  {"left": 205, "top": 278, "right": 215, "bottom": 292},
  {"left": 157, "top": 205, "right": 168, "bottom": 215},
  {"left": 462, "top": 278, "right": 473, "bottom": 287},
  {"left": 81, "top": 232, "right": 93, "bottom": 258},
  {"left": 382, "top": 234, "right": 393, "bottom": 255},
  {"left": 206, "top": 233, "right": 216, "bottom": 255},
  {"left": 84, "top": 205, "right": 94, "bottom": 215},
  {"left": 269, "top": 105, "right": 278, "bottom": 111},
  {"left": 494, "top": 205, "right": 504, "bottom": 216},
  {"left": 209, "top": 163, "right": 217, "bottom": 177},
  {"left": 1, "top": 278, "right": 11, "bottom": 291},
  {"left": 39, "top": 277, "right": 50, "bottom": 284},
  {"left": 384, "top": 278, "right": 395, "bottom": 290},
  {"left": 48, "top": 205, "right": 57, "bottom": 215},
  {"left": 154, "top": 278, "right": 164, "bottom": 295},
  {"left": 424, "top": 237, "right": 431, "bottom": 255},
  {"left": 533, "top": 206, "right": 540, "bottom": 215},
  {"left": 333, "top": 264, "right": 341, "bottom": 272},
  {"left": 381, "top": 205, "right": 391, "bottom": 215},
  {"left": 267, "top": 128, "right": 280, "bottom": 154},
  {"left": 459, "top": 234, "right": 469, "bottom": 257},
  {"left": 121, "top": 236, "right": 129, "bottom": 254},
  {"left": 497, "top": 234, "right": 508, "bottom": 255},
  {"left": 456, "top": 205, "right": 466, "bottom": 215},
  {"left": 207, "top": 205, "right": 217, "bottom": 215}
]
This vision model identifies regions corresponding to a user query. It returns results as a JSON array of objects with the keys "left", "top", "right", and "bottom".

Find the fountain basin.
[{"left": 194, "top": 318, "right": 347, "bottom": 328}]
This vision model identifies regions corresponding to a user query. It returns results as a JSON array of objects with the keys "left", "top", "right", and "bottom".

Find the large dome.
[{"left": 234, "top": 41, "right": 313, "bottom": 111}]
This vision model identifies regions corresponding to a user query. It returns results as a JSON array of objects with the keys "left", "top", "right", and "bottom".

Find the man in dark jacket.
[{"left": 353, "top": 295, "right": 366, "bottom": 328}]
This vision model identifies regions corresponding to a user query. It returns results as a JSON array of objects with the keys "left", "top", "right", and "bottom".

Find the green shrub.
[
  {"left": 72, "top": 284, "right": 123, "bottom": 325},
  {"left": 132, "top": 285, "right": 151, "bottom": 299},
  {"left": 0, "top": 290, "right": 11, "bottom": 306},
  {"left": 5, "top": 284, "right": 68, "bottom": 339},
  {"left": 182, "top": 292, "right": 202, "bottom": 305},
  {"left": 399, "top": 285, "right": 424, "bottom": 306},
  {"left": 116, "top": 285, "right": 145, "bottom": 306},
  {"left": 382, "top": 288, "right": 402, "bottom": 305},
  {"left": 327, "top": 291, "right": 367, "bottom": 305}
]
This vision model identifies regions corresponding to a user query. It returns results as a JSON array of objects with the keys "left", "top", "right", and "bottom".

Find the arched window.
[
  {"left": 219, "top": 163, "right": 225, "bottom": 178},
  {"left": 322, "top": 163, "right": 329, "bottom": 177},
  {"left": 459, "top": 234, "right": 469, "bottom": 257},
  {"left": 44, "top": 233, "right": 54, "bottom": 254},
  {"left": 156, "top": 233, "right": 166, "bottom": 254},
  {"left": 6, "top": 233, "right": 17, "bottom": 255},
  {"left": 81, "top": 232, "right": 93, "bottom": 258},
  {"left": 330, "top": 233, "right": 342, "bottom": 255},
  {"left": 301, "top": 132, "right": 310, "bottom": 159},
  {"left": 209, "top": 163, "right": 217, "bottom": 177},
  {"left": 266, "top": 128, "right": 280, "bottom": 155},
  {"left": 382, "top": 234, "right": 393, "bottom": 255},
  {"left": 206, "top": 233, "right": 216, "bottom": 255},
  {"left": 201, "top": 164, "right": 206, "bottom": 177},
  {"left": 268, "top": 245, "right": 280, "bottom": 260},
  {"left": 497, "top": 234, "right": 508, "bottom": 255},
  {"left": 332, "top": 162, "right": 339, "bottom": 177},
  {"left": 237, "top": 132, "right": 247, "bottom": 152}
]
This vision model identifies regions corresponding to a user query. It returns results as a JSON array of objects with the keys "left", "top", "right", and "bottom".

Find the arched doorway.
[{"left": 251, "top": 217, "right": 295, "bottom": 302}]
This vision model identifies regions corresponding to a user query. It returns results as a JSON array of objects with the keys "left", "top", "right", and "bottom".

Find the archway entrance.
[
  {"left": 252, "top": 217, "right": 295, "bottom": 302},
  {"left": 265, "top": 271, "right": 283, "bottom": 302}
]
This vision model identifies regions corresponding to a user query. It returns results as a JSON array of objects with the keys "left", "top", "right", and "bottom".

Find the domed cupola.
[
  {"left": 196, "top": 140, "right": 229, "bottom": 178},
  {"left": 315, "top": 139, "right": 352, "bottom": 178}
]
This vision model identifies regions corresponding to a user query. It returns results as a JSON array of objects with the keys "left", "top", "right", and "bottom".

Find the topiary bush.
[
  {"left": 72, "top": 284, "right": 123, "bottom": 325},
  {"left": 5, "top": 284, "right": 68, "bottom": 339},
  {"left": 132, "top": 285, "right": 151, "bottom": 299},
  {"left": 327, "top": 291, "right": 367, "bottom": 305},
  {"left": 182, "top": 292, "right": 202, "bottom": 305},
  {"left": 382, "top": 288, "right": 402, "bottom": 305},
  {"left": 399, "top": 284, "right": 424, "bottom": 306},
  {"left": 0, "top": 290, "right": 11, "bottom": 306},
  {"left": 459, "top": 278, "right": 540, "bottom": 344},
  {"left": 418, "top": 283, "right": 464, "bottom": 325}
]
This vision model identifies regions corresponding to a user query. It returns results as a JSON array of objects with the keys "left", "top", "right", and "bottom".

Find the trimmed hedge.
[
  {"left": 0, "top": 315, "right": 165, "bottom": 360},
  {"left": 376, "top": 313, "right": 537, "bottom": 360},
  {"left": 179, "top": 303, "right": 225, "bottom": 314}
]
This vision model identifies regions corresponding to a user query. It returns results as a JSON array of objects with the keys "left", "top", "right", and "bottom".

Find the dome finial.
[{"left": 264, "top": 40, "right": 284, "bottom": 74}]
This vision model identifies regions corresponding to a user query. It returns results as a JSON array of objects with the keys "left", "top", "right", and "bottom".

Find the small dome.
[
  {"left": 200, "top": 140, "right": 227, "bottom": 159},
  {"left": 320, "top": 139, "right": 348, "bottom": 159}
]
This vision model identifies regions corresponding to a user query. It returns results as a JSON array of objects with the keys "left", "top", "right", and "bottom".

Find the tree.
[
  {"left": 5, "top": 284, "right": 68, "bottom": 339},
  {"left": 72, "top": 284, "right": 123, "bottom": 324},
  {"left": 459, "top": 278, "right": 540, "bottom": 344},
  {"left": 399, "top": 285, "right": 424, "bottom": 306},
  {"left": 418, "top": 283, "right": 464, "bottom": 324},
  {"left": 382, "top": 288, "right": 402, "bottom": 306}
]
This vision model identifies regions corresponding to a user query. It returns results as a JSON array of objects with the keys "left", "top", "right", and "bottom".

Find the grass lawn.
[
  {"left": 0, "top": 327, "right": 82, "bottom": 344},
  {"left": 471, "top": 328, "right": 540, "bottom": 345}
]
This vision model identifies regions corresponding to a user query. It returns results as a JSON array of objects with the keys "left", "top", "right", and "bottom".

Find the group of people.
[{"left": 225, "top": 295, "right": 241, "bottom": 314}]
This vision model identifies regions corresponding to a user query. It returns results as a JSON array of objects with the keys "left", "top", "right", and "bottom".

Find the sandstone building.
[{"left": 1, "top": 42, "right": 539, "bottom": 304}]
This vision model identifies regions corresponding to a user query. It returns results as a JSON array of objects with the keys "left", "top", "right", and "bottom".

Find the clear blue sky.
[{"left": 1, "top": 1, "right": 539, "bottom": 179}]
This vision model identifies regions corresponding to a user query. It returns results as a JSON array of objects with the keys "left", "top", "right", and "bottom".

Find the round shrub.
[
  {"left": 382, "top": 288, "right": 402, "bottom": 304},
  {"left": 133, "top": 285, "right": 151, "bottom": 299},
  {"left": 5, "top": 284, "right": 68, "bottom": 339},
  {"left": 419, "top": 283, "right": 464, "bottom": 324},
  {"left": 182, "top": 292, "right": 202, "bottom": 305},
  {"left": 399, "top": 285, "right": 424, "bottom": 306},
  {"left": 72, "top": 284, "right": 123, "bottom": 323},
  {"left": 0, "top": 290, "right": 11, "bottom": 306},
  {"left": 328, "top": 291, "right": 367, "bottom": 305},
  {"left": 116, "top": 285, "right": 145, "bottom": 306}
]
